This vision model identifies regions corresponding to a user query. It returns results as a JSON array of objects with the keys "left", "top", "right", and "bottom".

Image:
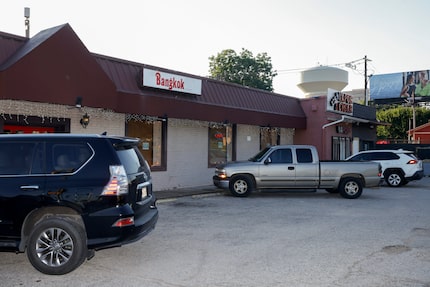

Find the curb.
[{"left": 156, "top": 191, "right": 223, "bottom": 204}]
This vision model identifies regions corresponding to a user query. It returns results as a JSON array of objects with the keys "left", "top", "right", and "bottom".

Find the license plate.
[{"left": 141, "top": 186, "right": 147, "bottom": 200}]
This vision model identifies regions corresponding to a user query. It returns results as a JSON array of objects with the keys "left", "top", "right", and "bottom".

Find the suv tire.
[
  {"left": 27, "top": 217, "right": 87, "bottom": 275},
  {"left": 385, "top": 170, "right": 405, "bottom": 187}
]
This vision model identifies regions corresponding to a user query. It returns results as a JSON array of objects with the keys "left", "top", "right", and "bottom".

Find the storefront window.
[
  {"left": 332, "top": 136, "right": 351, "bottom": 160},
  {"left": 126, "top": 119, "right": 166, "bottom": 171},
  {"left": 208, "top": 125, "right": 232, "bottom": 167},
  {"left": 260, "top": 127, "right": 280, "bottom": 149},
  {"left": 0, "top": 115, "right": 70, "bottom": 133}
]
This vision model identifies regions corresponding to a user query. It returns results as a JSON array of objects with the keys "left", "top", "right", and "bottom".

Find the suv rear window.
[
  {"left": 367, "top": 152, "right": 400, "bottom": 161},
  {"left": 51, "top": 143, "right": 93, "bottom": 174},
  {"left": 349, "top": 152, "right": 399, "bottom": 161},
  {"left": 116, "top": 146, "right": 148, "bottom": 175}
]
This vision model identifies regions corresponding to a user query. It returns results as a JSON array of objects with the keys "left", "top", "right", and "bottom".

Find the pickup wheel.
[
  {"left": 338, "top": 177, "right": 362, "bottom": 199},
  {"left": 229, "top": 175, "right": 254, "bottom": 197},
  {"left": 26, "top": 217, "right": 87, "bottom": 275},
  {"left": 385, "top": 171, "right": 405, "bottom": 187}
]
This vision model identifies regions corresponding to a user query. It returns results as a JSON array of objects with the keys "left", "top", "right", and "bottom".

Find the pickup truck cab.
[{"left": 213, "top": 145, "right": 382, "bottom": 199}]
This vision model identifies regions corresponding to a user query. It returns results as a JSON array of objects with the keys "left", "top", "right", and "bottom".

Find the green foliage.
[
  {"left": 376, "top": 106, "right": 430, "bottom": 139},
  {"left": 208, "top": 48, "right": 277, "bottom": 91}
]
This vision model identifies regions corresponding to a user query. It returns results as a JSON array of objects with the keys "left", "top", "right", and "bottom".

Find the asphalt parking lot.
[{"left": 1, "top": 177, "right": 430, "bottom": 287}]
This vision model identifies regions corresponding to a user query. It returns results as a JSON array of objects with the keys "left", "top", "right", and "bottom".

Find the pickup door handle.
[
  {"left": 20, "top": 185, "right": 40, "bottom": 190},
  {"left": 288, "top": 166, "right": 295, "bottom": 170}
]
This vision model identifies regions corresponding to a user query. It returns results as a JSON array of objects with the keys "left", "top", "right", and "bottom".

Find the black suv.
[{"left": 0, "top": 134, "right": 158, "bottom": 275}]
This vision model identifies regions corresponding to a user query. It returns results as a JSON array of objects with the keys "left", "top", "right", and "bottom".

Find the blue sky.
[{"left": 1, "top": 0, "right": 429, "bottom": 98}]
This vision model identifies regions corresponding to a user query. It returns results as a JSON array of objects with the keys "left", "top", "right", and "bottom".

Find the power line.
[
  {"left": 276, "top": 56, "right": 376, "bottom": 106},
  {"left": 276, "top": 57, "right": 376, "bottom": 75}
]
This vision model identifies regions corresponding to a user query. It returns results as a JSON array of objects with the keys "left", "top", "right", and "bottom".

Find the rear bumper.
[
  {"left": 406, "top": 170, "right": 424, "bottom": 181},
  {"left": 117, "top": 207, "right": 158, "bottom": 246},
  {"left": 86, "top": 196, "right": 158, "bottom": 250}
]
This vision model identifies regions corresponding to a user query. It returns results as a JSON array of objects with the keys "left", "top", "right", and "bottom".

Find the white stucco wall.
[
  {"left": 151, "top": 119, "right": 213, "bottom": 191},
  {"left": 280, "top": 128, "right": 295, "bottom": 145},
  {"left": 235, "top": 124, "right": 261, "bottom": 160},
  {"left": 235, "top": 126, "right": 295, "bottom": 160}
]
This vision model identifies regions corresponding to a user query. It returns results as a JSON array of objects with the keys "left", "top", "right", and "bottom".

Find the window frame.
[
  {"left": 208, "top": 124, "right": 235, "bottom": 167},
  {"left": 125, "top": 118, "right": 167, "bottom": 172}
]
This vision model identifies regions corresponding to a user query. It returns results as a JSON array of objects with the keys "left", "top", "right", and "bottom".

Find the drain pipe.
[
  {"left": 322, "top": 115, "right": 347, "bottom": 130},
  {"left": 321, "top": 115, "right": 347, "bottom": 160}
]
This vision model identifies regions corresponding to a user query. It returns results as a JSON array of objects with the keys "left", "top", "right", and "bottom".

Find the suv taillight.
[
  {"left": 407, "top": 159, "right": 418, "bottom": 164},
  {"left": 101, "top": 165, "right": 129, "bottom": 196}
]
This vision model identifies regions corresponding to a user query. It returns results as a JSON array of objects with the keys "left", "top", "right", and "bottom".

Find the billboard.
[{"left": 370, "top": 69, "right": 430, "bottom": 104}]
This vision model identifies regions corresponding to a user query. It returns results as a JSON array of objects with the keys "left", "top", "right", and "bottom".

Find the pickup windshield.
[{"left": 249, "top": 147, "right": 271, "bottom": 162}]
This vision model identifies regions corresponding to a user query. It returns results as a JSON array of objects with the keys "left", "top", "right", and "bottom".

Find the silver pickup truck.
[{"left": 213, "top": 145, "right": 382, "bottom": 199}]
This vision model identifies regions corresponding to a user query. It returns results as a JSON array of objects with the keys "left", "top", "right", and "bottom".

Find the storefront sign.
[
  {"left": 143, "top": 68, "right": 202, "bottom": 96},
  {"left": 327, "top": 88, "right": 353, "bottom": 115},
  {"left": 214, "top": 132, "right": 224, "bottom": 139}
]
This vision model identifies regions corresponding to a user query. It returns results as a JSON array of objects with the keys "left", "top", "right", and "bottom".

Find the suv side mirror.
[{"left": 264, "top": 158, "right": 272, "bottom": 165}]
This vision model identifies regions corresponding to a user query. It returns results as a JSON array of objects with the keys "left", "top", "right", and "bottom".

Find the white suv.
[{"left": 346, "top": 149, "right": 424, "bottom": 187}]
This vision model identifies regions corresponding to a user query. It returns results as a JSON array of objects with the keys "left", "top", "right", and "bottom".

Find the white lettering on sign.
[
  {"left": 143, "top": 68, "right": 202, "bottom": 96},
  {"left": 327, "top": 88, "right": 353, "bottom": 115}
]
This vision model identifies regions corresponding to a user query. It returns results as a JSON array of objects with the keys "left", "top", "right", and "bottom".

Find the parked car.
[
  {"left": 345, "top": 149, "right": 424, "bottom": 187},
  {"left": 213, "top": 145, "right": 382, "bottom": 199},
  {"left": 0, "top": 134, "right": 158, "bottom": 275}
]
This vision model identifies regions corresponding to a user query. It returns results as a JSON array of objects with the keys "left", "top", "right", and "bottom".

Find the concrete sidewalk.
[{"left": 154, "top": 185, "right": 221, "bottom": 200}]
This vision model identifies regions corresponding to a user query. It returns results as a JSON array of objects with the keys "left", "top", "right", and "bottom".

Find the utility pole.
[
  {"left": 364, "top": 55, "right": 369, "bottom": 106},
  {"left": 412, "top": 97, "right": 416, "bottom": 143}
]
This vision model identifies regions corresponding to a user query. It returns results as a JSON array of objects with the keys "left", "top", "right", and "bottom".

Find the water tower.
[{"left": 297, "top": 66, "right": 348, "bottom": 97}]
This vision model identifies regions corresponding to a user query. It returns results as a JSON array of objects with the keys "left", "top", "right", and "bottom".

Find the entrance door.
[{"left": 332, "top": 137, "right": 351, "bottom": 160}]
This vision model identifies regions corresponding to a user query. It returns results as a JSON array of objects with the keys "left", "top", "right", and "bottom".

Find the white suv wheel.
[{"left": 386, "top": 172, "right": 403, "bottom": 187}]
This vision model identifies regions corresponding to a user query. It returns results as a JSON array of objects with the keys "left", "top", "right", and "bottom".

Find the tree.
[
  {"left": 208, "top": 48, "right": 277, "bottom": 92},
  {"left": 376, "top": 106, "right": 430, "bottom": 140}
]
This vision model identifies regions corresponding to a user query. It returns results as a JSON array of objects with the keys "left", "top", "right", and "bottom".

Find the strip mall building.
[{"left": 0, "top": 24, "right": 379, "bottom": 191}]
